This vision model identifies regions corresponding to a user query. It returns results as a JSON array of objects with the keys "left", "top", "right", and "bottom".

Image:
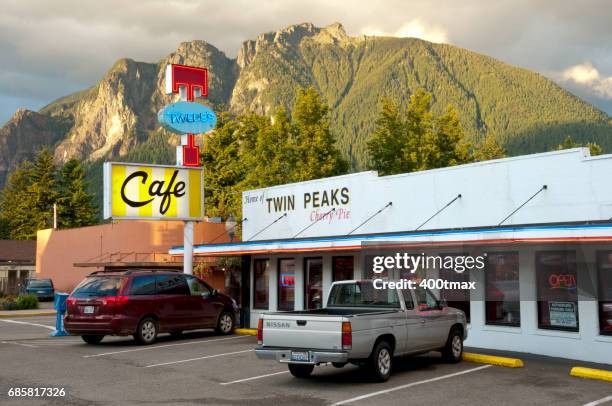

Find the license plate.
[
  {"left": 37, "top": 290, "right": 46, "bottom": 294},
  {"left": 291, "top": 351, "right": 309, "bottom": 362},
  {"left": 83, "top": 306, "right": 94, "bottom": 314}
]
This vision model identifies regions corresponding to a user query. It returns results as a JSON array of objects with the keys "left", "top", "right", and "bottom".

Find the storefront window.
[
  {"left": 278, "top": 259, "right": 295, "bottom": 311},
  {"left": 439, "top": 254, "right": 471, "bottom": 322},
  {"left": 597, "top": 252, "right": 612, "bottom": 336},
  {"left": 305, "top": 258, "right": 323, "bottom": 309},
  {"left": 536, "top": 251, "right": 578, "bottom": 332},
  {"left": 485, "top": 252, "right": 520, "bottom": 326},
  {"left": 333, "top": 256, "right": 354, "bottom": 281},
  {"left": 253, "top": 259, "right": 269, "bottom": 309}
]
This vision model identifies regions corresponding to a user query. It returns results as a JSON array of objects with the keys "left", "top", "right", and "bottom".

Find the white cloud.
[
  {"left": 361, "top": 19, "right": 449, "bottom": 43},
  {"left": 562, "top": 62, "right": 612, "bottom": 99}
]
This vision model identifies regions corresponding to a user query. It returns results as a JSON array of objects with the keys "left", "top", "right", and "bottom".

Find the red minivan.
[{"left": 64, "top": 269, "right": 239, "bottom": 345}]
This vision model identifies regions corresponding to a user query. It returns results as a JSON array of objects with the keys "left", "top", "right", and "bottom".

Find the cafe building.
[{"left": 171, "top": 148, "right": 612, "bottom": 364}]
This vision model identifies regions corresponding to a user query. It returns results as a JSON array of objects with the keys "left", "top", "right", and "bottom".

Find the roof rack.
[{"left": 88, "top": 268, "right": 182, "bottom": 276}]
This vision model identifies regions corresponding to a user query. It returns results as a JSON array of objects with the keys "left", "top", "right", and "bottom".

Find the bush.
[
  {"left": 0, "top": 294, "right": 39, "bottom": 310},
  {"left": 16, "top": 294, "right": 39, "bottom": 310}
]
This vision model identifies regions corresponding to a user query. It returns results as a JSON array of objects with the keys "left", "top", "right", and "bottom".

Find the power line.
[
  {"left": 498, "top": 185, "right": 547, "bottom": 226},
  {"left": 348, "top": 202, "right": 392, "bottom": 235},
  {"left": 415, "top": 194, "right": 462, "bottom": 231},
  {"left": 246, "top": 213, "right": 288, "bottom": 241},
  {"left": 293, "top": 208, "right": 336, "bottom": 238}
]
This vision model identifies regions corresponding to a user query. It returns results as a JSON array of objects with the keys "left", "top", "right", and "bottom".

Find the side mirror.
[
  {"left": 438, "top": 299, "right": 448, "bottom": 309},
  {"left": 211, "top": 289, "right": 218, "bottom": 296}
]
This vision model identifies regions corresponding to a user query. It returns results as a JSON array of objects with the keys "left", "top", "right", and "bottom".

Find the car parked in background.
[
  {"left": 22, "top": 278, "right": 55, "bottom": 301},
  {"left": 64, "top": 269, "right": 238, "bottom": 345}
]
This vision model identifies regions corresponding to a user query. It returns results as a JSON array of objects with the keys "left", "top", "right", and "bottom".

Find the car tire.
[
  {"left": 81, "top": 335, "right": 104, "bottom": 345},
  {"left": 134, "top": 317, "right": 158, "bottom": 345},
  {"left": 441, "top": 327, "right": 463, "bottom": 363},
  {"left": 215, "top": 311, "right": 234, "bottom": 335},
  {"left": 288, "top": 364, "right": 314, "bottom": 378},
  {"left": 367, "top": 341, "right": 393, "bottom": 382}
]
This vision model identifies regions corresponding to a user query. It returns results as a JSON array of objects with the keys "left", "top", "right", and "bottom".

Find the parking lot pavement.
[{"left": 0, "top": 316, "right": 610, "bottom": 405}]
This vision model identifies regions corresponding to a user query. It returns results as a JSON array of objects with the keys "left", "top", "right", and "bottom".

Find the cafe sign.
[{"left": 103, "top": 162, "right": 203, "bottom": 221}]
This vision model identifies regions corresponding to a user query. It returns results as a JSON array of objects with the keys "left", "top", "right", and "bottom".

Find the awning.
[{"left": 169, "top": 221, "right": 612, "bottom": 257}]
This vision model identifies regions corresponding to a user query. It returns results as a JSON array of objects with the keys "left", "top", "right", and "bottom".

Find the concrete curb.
[
  {"left": 0, "top": 311, "right": 56, "bottom": 318},
  {"left": 570, "top": 366, "right": 612, "bottom": 382},
  {"left": 462, "top": 352, "right": 524, "bottom": 368},
  {"left": 234, "top": 328, "right": 257, "bottom": 336}
]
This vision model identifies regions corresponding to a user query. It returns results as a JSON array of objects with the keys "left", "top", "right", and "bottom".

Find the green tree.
[
  {"left": 56, "top": 159, "right": 97, "bottom": 228},
  {"left": 556, "top": 135, "right": 602, "bottom": 156},
  {"left": 25, "top": 149, "right": 58, "bottom": 238},
  {"left": 473, "top": 134, "right": 506, "bottom": 161},
  {"left": 0, "top": 161, "right": 35, "bottom": 239},
  {"left": 366, "top": 98, "right": 410, "bottom": 175},
  {"left": 292, "top": 87, "right": 348, "bottom": 181}
]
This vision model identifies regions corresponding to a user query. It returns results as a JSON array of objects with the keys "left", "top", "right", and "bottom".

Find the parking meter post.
[{"left": 50, "top": 292, "right": 69, "bottom": 337}]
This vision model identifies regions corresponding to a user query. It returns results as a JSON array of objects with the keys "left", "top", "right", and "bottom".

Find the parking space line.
[
  {"left": 0, "top": 318, "right": 55, "bottom": 330},
  {"left": 220, "top": 370, "right": 289, "bottom": 385},
  {"left": 332, "top": 365, "right": 492, "bottom": 405},
  {"left": 144, "top": 349, "right": 253, "bottom": 368},
  {"left": 83, "top": 335, "right": 250, "bottom": 358},
  {"left": 1, "top": 340, "right": 39, "bottom": 348},
  {"left": 583, "top": 395, "right": 612, "bottom": 406}
]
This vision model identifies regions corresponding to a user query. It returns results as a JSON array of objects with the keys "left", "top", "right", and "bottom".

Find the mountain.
[{"left": 1, "top": 22, "right": 611, "bottom": 189}]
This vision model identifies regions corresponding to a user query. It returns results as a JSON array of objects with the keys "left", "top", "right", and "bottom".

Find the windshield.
[
  {"left": 28, "top": 280, "right": 52, "bottom": 288},
  {"left": 328, "top": 282, "right": 400, "bottom": 308},
  {"left": 72, "top": 276, "right": 123, "bottom": 298}
]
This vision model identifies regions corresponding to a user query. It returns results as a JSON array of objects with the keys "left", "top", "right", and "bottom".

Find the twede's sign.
[
  {"left": 103, "top": 162, "right": 203, "bottom": 221},
  {"left": 158, "top": 101, "right": 217, "bottom": 135}
]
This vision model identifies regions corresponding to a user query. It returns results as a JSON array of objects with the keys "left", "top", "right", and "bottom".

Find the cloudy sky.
[{"left": 1, "top": 0, "right": 611, "bottom": 125}]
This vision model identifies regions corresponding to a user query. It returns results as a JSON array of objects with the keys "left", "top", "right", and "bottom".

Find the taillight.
[
  {"left": 342, "top": 321, "right": 352, "bottom": 350},
  {"left": 66, "top": 297, "right": 76, "bottom": 306},
  {"left": 102, "top": 296, "right": 129, "bottom": 307},
  {"left": 257, "top": 318, "right": 263, "bottom": 345}
]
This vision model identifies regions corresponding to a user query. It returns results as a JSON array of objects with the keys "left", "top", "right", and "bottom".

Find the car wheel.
[
  {"left": 134, "top": 317, "right": 158, "bottom": 345},
  {"left": 368, "top": 341, "right": 393, "bottom": 382},
  {"left": 215, "top": 311, "right": 234, "bottom": 335},
  {"left": 442, "top": 327, "right": 463, "bottom": 363},
  {"left": 288, "top": 364, "right": 314, "bottom": 378},
  {"left": 81, "top": 335, "right": 104, "bottom": 345}
]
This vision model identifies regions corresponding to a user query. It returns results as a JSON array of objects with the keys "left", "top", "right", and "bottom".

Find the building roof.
[
  {"left": 0, "top": 240, "right": 36, "bottom": 264},
  {"left": 169, "top": 221, "right": 612, "bottom": 256}
]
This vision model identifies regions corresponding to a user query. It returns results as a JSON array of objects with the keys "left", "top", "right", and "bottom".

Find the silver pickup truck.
[{"left": 255, "top": 280, "right": 467, "bottom": 381}]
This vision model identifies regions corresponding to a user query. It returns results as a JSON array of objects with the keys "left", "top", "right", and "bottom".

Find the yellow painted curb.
[
  {"left": 462, "top": 352, "right": 524, "bottom": 368},
  {"left": 0, "top": 311, "right": 56, "bottom": 318},
  {"left": 234, "top": 328, "right": 257, "bottom": 336},
  {"left": 570, "top": 367, "right": 612, "bottom": 382}
]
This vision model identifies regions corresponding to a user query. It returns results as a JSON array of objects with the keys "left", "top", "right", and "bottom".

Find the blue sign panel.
[{"left": 158, "top": 101, "right": 217, "bottom": 134}]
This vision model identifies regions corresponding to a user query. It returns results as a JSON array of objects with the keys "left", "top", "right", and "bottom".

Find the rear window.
[
  {"left": 328, "top": 282, "right": 400, "bottom": 308},
  {"left": 72, "top": 276, "right": 123, "bottom": 298},
  {"left": 28, "top": 280, "right": 52, "bottom": 288}
]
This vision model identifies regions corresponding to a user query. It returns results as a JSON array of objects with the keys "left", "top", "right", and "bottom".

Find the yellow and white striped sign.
[{"left": 103, "top": 162, "right": 203, "bottom": 220}]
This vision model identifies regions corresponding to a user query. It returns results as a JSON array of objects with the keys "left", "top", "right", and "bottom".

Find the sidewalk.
[{"left": 0, "top": 301, "right": 56, "bottom": 318}]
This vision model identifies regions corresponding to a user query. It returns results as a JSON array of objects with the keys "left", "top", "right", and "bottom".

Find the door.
[
  {"left": 411, "top": 287, "right": 448, "bottom": 349},
  {"left": 155, "top": 274, "right": 192, "bottom": 329},
  {"left": 186, "top": 276, "right": 223, "bottom": 327}
]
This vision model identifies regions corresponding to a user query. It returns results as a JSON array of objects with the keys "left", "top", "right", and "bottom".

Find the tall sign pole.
[{"left": 164, "top": 64, "right": 210, "bottom": 275}]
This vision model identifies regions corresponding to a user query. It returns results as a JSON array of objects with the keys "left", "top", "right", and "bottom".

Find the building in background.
[
  {"left": 36, "top": 220, "right": 240, "bottom": 303},
  {"left": 0, "top": 240, "right": 36, "bottom": 295},
  {"left": 171, "top": 148, "right": 612, "bottom": 364}
]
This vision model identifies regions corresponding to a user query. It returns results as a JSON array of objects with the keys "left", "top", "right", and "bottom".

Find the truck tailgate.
[{"left": 262, "top": 314, "right": 345, "bottom": 350}]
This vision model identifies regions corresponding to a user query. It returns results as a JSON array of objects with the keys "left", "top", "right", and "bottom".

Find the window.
[
  {"left": 333, "top": 256, "right": 354, "bottom": 281},
  {"left": 278, "top": 259, "right": 295, "bottom": 311},
  {"left": 328, "top": 281, "right": 400, "bottom": 308},
  {"left": 128, "top": 275, "right": 156, "bottom": 296},
  {"left": 597, "top": 252, "right": 612, "bottom": 336},
  {"left": 27, "top": 280, "right": 53, "bottom": 289},
  {"left": 73, "top": 277, "right": 123, "bottom": 298},
  {"left": 485, "top": 252, "right": 520, "bottom": 326},
  {"left": 439, "top": 254, "right": 471, "bottom": 322},
  {"left": 186, "top": 276, "right": 211, "bottom": 297},
  {"left": 413, "top": 286, "right": 440, "bottom": 310},
  {"left": 305, "top": 258, "right": 323, "bottom": 310},
  {"left": 253, "top": 259, "right": 269, "bottom": 309},
  {"left": 156, "top": 274, "right": 189, "bottom": 295},
  {"left": 536, "top": 251, "right": 578, "bottom": 332}
]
